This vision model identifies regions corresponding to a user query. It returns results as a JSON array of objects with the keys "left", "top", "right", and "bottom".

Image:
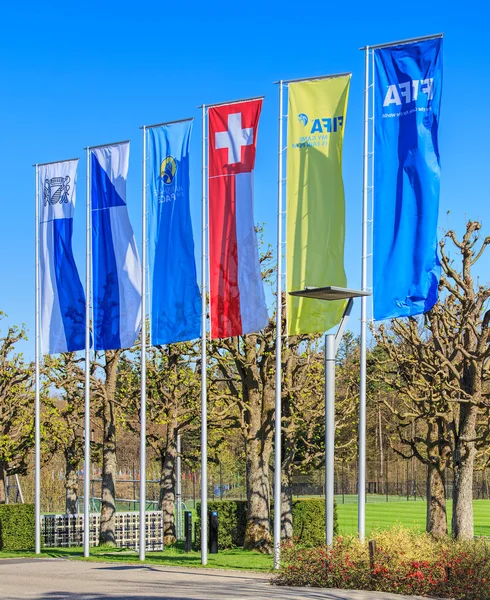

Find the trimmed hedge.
[
  {"left": 291, "top": 497, "right": 337, "bottom": 547},
  {"left": 0, "top": 504, "right": 35, "bottom": 551},
  {"left": 195, "top": 498, "right": 337, "bottom": 549},
  {"left": 195, "top": 500, "right": 247, "bottom": 550}
]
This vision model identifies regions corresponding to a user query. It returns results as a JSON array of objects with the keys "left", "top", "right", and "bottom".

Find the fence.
[
  {"left": 41, "top": 511, "right": 163, "bottom": 550},
  {"left": 287, "top": 462, "right": 490, "bottom": 504},
  {"left": 19, "top": 459, "right": 490, "bottom": 515}
]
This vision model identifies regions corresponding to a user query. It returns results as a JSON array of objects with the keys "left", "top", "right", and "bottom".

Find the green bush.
[
  {"left": 195, "top": 498, "right": 336, "bottom": 549},
  {"left": 195, "top": 500, "right": 247, "bottom": 550},
  {"left": 0, "top": 504, "right": 35, "bottom": 551},
  {"left": 292, "top": 498, "right": 337, "bottom": 546}
]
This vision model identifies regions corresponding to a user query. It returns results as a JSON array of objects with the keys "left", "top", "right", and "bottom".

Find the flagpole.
[
  {"left": 34, "top": 165, "right": 41, "bottom": 555},
  {"left": 273, "top": 80, "right": 284, "bottom": 570},
  {"left": 139, "top": 126, "right": 147, "bottom": 561},
  {"left": 201, "top": 104, "right": 208, "bottom": 566},
  {"left": 359, "top": 45, "right": 370, "bottom": 542},
  {"left": 84, "top": 147, "right": 91, "bottom": 558}
]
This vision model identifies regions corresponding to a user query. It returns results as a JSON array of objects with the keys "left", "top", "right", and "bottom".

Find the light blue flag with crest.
[
  {"left": 39, "top": 159, "right": 86, "bottom": 354},
  {"left": 148, "top": 120, "right": 201, "bottom": 345}
]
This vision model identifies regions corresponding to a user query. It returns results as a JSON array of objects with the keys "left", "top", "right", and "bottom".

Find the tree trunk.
[
  {"left": 426, "top": 461, "right": 447, "bottom": 537},
  {"left": 280, "top": 468, "right": 293, "bottom": 541},
  {"left": 65, "top": 452, "right": 79, "bottom": 515},
  {"left": 243, "top": 432, "right": 273, "bottom": 552},
  {"left": 99, "top": 419, "right": 117, "bottom": 545},
  {"left": 452, "top": 403, "right": 477, "bottom": 540},
  {"left": 99, "top": 351, "right": 120, "bottom": 547},
  {"left": 0, "top": 462, "right": 6, "bottom": 504},
  {"left": 425, "top": 419, "right": 448, "bottom": 538},
  {"left": 158, "top": 434, "right": 177, "bottom": 545}
]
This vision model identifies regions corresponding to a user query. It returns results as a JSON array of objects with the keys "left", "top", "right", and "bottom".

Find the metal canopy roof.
[{"left": 288, "top": 285, "right": 371, "bottom": 301}]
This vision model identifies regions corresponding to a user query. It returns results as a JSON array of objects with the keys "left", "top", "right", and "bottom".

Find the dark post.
[
  {"left": 369, "top": 539, "right": 377, "bottom": 572},
  {"left": 184, "top": 511, "right": 192, "bottom": 552},
  {"left": 209, "top": 510, "right": 218, "bottom": 554},
  {"left": 219, "top": 462, "right": 223, "bottom": 498},
  {"left": 406, "top": 460, "right": 409, "bottom": 502},
  {"left": 341, "top": 461, "right": 345, "bottom": 504},
  {"left": 385, "top": 457, "right": 389, "bottom": 502}
]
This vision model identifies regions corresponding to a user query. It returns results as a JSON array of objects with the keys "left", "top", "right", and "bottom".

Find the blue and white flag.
[
  {"left": 148, "top": 120, "right": 201, "bottom": 345},
  {"left": 91, "top": 142, "right": 142, "bottom": 350},
  {"left": 39, "top": 160, "right": 86, "bottom": 354},
  {"left": 373, "top": 37, "right": 442, "bottom": 321}
]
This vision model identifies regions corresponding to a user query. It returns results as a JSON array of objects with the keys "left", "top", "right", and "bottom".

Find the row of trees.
[{"left": 1, "top": 221, "right": 489, "bottom": 548}]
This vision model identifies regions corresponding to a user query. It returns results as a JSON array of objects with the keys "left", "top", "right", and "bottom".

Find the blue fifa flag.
[
  {"left": 373, "top": 37, "right": 442, "bottom": 321},
  {"left": 39, "top": 160, "right": 86, "bottom": 354},
  {"left": 91, "top": 142, "right": 142, "bottom": 350},
  {"left": 148, "top": 120, "right": 201, "bottom": 345}
]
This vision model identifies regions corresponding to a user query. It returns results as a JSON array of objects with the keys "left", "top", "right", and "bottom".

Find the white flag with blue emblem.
[
  {"left": 90, "top": 142, "right": 142, "bottom": 350},
  {"left": 39, "top": 159, "right": 86, "bottom": 354}
]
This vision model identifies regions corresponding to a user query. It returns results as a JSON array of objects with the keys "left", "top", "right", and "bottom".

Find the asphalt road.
[{"left": 0, "top": 559, "right": 431, "bottom": 600}]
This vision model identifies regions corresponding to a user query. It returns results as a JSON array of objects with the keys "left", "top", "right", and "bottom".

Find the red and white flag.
[{"left": 208, "top": 99, "right": 268, "bottom": 339}]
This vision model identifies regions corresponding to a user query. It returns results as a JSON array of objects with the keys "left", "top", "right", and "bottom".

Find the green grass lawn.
[
  {"left": 0, "top": 544, "right": 273, "bottom": 571},
  {"left": 336, "top": 497, "right": 490, "bottom": 537}
]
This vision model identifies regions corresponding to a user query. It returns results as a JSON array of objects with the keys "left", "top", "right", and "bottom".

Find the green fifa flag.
[{"left": 286, "top": 75, "right": 350, "bottom": 335}]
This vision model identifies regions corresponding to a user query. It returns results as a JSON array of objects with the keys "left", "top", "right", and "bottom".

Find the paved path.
[{"left": 0, "top": 559, "right": 431, "bottom": 600}]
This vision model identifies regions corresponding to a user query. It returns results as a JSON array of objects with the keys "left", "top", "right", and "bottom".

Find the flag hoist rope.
[
  {"left": 34, "top": 164, "right": 41, "bottom": 555},
  {"left": 140, "top": 126, "right": 147, "bottom": 561},
  {"left": 84, "top": 147, "right": 92, "bottom": 557}
]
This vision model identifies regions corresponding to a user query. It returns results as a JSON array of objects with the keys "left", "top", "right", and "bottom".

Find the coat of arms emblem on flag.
[{"left": 43, "top": 176, "right": 71, "bottom": 206}]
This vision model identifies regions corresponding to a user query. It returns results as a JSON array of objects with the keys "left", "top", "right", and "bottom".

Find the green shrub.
[
  {"left": 0, "top": 504, "right": 35, "bottom": 551},
  {"left": 195, "top": 498, "right": 336, "bottom": 549},
  {"left": 195, "top": 500, "right": 247, "bottom": 550},
  {"left": 292, "top": 498, "right": 337, "bottom": 546}
]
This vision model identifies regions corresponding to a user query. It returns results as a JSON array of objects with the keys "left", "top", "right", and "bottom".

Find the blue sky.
[{"left": 1, "top": 0, "right": 489, "bottom": 358}]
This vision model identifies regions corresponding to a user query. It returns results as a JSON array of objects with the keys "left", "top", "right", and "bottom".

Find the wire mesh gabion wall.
[{"left": 41, "top": 511, "right": 163, "bottom": 551}]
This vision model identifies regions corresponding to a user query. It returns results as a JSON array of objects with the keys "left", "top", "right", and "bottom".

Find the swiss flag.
[{"left": 208, "top": 99, "right": 268, "bottom": 338}]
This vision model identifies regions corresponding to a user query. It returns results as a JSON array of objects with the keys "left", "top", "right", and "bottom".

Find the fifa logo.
[
  {"left": 297, "top": 113, "right": 344, "bottom": 134},
  {"left": 383, "top": 79, "right": 434, "bottom": 107}
]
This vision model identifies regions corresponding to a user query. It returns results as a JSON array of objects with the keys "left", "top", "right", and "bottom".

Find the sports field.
[{"left": 335, "top": 495, "right": 490, "bottom": 537}]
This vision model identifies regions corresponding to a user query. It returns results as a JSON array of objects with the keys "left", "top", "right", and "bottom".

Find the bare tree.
[
  {"left": 43, "top": 353, "right": 86, "bottom": 514},
  {"left": 119, "top": 341, "right": 201, "bottom": 544},
  {"left": 373, "top": 319, "right": 452, "bottom": 537},
  {"left": 373, "top": 221, "right": 490, "bottom": 539},
  {"left": 210, "top": 327, "right": 276, "bottom": 552},
  {"left": 94, "top": 349, "right": 122, "bottom": 546}
]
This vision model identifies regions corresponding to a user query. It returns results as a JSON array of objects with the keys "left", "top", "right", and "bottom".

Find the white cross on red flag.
[{"left": 208, "top": 99, "right": 268, "bottom": 338}]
